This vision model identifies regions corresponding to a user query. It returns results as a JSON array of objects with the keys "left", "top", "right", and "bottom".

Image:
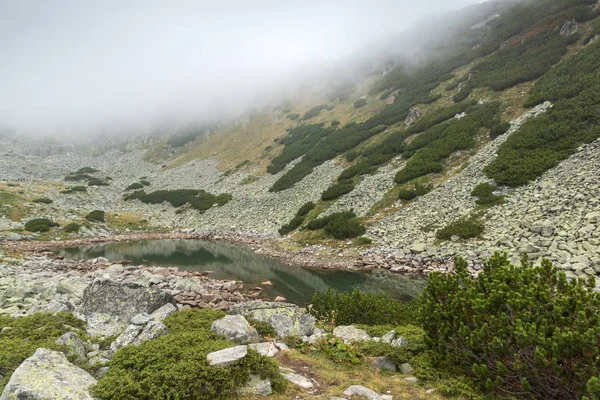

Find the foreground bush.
[
  {"left": 85, "top": 210, "right": 105, "bottom": 223},
  {"left": 24, "top": 218, "right": 59, "bottom": 232},
  {"left": 0, "top": 313, "right": 86, "bottom": 391},
  {"left": 63, "top": 223, "right": 80, "bottom": 233},
  {"left": 306, "top": 211, "right": 365, "bottom": 239},
  {"left": 310, "top": 288, "right": 420, "bottom": 326},
  {"left": 422, "top": 253, "right": 600, "bottom": 400},
  {"left": 93, "top": 309, "right": 285, "bottom": 400}
]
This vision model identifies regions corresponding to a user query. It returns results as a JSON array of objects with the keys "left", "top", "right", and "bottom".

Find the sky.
[{"left": 0, "top": 0, "right": 483, "bottom": 137}]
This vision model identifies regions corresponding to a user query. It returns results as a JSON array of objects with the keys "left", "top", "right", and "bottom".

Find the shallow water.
[{"left": 58, "top": 239, "right": 426, "bottom": 305}]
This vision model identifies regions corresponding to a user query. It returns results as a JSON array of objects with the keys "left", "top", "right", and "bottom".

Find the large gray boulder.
[
  {"left": 230, "top": 301, "right": 315, "bottom": 338},
  {"left": 211, "top": 315, "right": 261, "bottom": 344},
  {"left": 110, "top": 320, "right": 168, "bottom": 351},
  {"left": 0, "top": 348, "right": 97, "bottom": 400},
  {"left": 333, "top": 325, "right": 371, "bottom": 343},
  {"left": 80, "top": 279, "right": 175, "bottom": 336},
  {"left": 55, "top": 332, "right": 87, "bottom": 363},
  {"left": 206, "top": 345, "right": 248, "bottom": 367}
]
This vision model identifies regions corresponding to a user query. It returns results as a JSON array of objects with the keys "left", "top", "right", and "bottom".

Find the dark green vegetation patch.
[
  {"left": 124, "top": 189, "right": 232, "bottom": 213},
  {"left": 93, "top": 309, "right": 285, "bottom": 400},
  {"left": 436, "top": 215, "right": 484, "bottom": 240},
  {"left": 24, "top": 218, "right": 59, "bottom": 232},
  {"left": 305, "top": 211, "right": 365, "bottom": 239},
  {"left": 31, "top": 197, "right": 53, "bottom": 204},
  {"left": 85, "top": 210, "right": 105, "bottom": 223}
]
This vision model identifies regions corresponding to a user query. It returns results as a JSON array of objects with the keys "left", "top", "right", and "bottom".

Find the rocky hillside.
[{"left": 1, "top": 0, "right": 600, "bottom": 276}]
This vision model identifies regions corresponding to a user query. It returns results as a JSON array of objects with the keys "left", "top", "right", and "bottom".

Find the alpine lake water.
[{"left": 58, "top": 239, "right": 426, "bottom": 306}]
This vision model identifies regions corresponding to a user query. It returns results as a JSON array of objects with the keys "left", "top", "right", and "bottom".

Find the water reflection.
[{"left": 59, "top": 239, "right": 426, "bottom": 305}]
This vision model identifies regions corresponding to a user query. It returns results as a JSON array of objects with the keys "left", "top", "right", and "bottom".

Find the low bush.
[
  {"left": 296, "top": 202, "right": 316, "bottom": 218},
  {"left": 76, "top": 167, "right": 99, "bottom": 174},
  {"left": 422, "top": 253, "right": 600, "bottom": 400},
  {"left": 0, "top": 313, "right": 86, "bottom": 391},
  {"left": 61, "top": 186, "right": 87, "bottom": 194},
  {"left": 452, "top": 88, "right": 471, "bottom": 103},
  {"left": 123, "top": 189, "right": 231, "bottom": 212},
  {"left": 247, "top": 317, "right": 276, "bottom": 338},
  {"left": 140, "top": 180, "right": 151, "bottom": 186},
  {"left": 302, "top": 334, "right": 362, "bottom": 364},
  {"left": 310, "top": 288, "right": 420, "bottom": 326},
  {"left": 32, "top": 197, "right": 53, "bottom": 204},
  {"left": 24, "top": 218, "right": 59, "bottom": 232},
  {"left": 125, "top": 182, "right": 144, "bottom": 191},
  {"left": 357, "top": 324, "right": 427, "bottom": 366},
  {"left": 352, "top": 236, "right": 373, "bottom": 245},
  {"left": 287, "top": 113, "right": 300, "bottom": 120},
  {"left": 490, "top": 121, "right": 511, "bottom": 138},
  {"left": 436, "top": 216, "right": 484, "bottom": 240},
  {"left": 85, "top": 210, "right": 105, "bottom": 223},
  {"left": 88, "top": 178, "right": 108, "bottom": 186},
  {"left": 278, "top": 216, "right": 304, "bottom": 236},
  {"left": 63, "top": 223, "right": 80, "bottom": 233},
  {"left": 302, "top": 105, "right": 328, "bottom": 120},
  {"left": 353, "top": 98, "right": 367, "bottom": 109},
  {"left": 471, "top": 182, "right": 505, "bottom": 206},
  {"left": 306, "top": 211, "right": 365, "bottom": 239},
  {"left": 397, "top": 183, "right": 433, "bottom": 201},
  {"left": 321, "top": 182, "right": 355, "bottom": 201},
  {"left": 93, "top": 309, "right": 285, "bottom": 400},
  {"left": 331, "top": 120, "right": 340, "bottom": 127}
]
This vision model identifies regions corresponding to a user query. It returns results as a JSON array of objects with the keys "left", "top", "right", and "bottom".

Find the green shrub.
[
  {"left": 61, "top": 185, "right": 87, "bottom": 194},
  {"left": 85, "top": 210, "right": 105, "bottom": 223},
  {"left": 452, "top": 88, "right": 471, "bottom": 103},
  {"left": 352, "top": 236, "right": 373, "bottom": 245},
  {"left": 123, "top": 189, "right": 231, "bottom": 212},
  {"left": 93, "top": 309, "right": 284, "bottom": 400},
  {"left": 353, "top": 98, "right": 367, "bottom": 109},
  {"left": 0, "top": 313, "right": 86, "bottom": 391},
  {"left": 321, "top": 182, "right": 355, "bottom": 201},
  {"left": 357, "top": 325, "right": 427, "bottom": 366},
  {"left": 310, "top": 288, "right": 420, "bottom": 326},
  {"left": 125, "top": 182, "right": 144, "bottom": 191},
  {"left": 306, "top": 211, "right": 365, "bottom": 239},
  {"left": 63, "top": 223, "right": 80, "bottom": 233},
  {"left": 471, "top": 182, "right": 505, "bottom": 206},
  {"left": 140, "top": 180, "right": 151, "bottom": 186},
  {"left": 278, "top": 216, "right": 304, "bottom": 236},
  {"left": 296, "top": 202, "right": 316, "bottom": 218},
  {"left": 64, "top": 173, "right": 94, "bottom": 182},
  {"left": 331, "top": 120, "right": 340, "bottom": 127},
  {"left": 436, "top": 216, "right": 484, "bottom": 240},
  {"left": 88, "top": 178, "right": 108, "bottom": 186},
  {"left": 397, "top": 183, "right": 433, "bottom": 201},
  {"left": 76, "top": 167, "right": 99, "bottom": 174},
  {"left": 24, "top": 218, "right": 59, "bottom": 232},
  {"left": 422, "top": 253, "right": 600, "bottom": 400},
  {"left": 247, "top": 317, "right": 276, "bottom": 338},
  {"left": 407, "top": 101, "right": 476, "bottom": 134},
  {"left": 490, "top": 121, "right": 511, "bottom": 138},
  {"left": 287, "top": 113, "right": 300, "bottom": 120},
  {"left": 302, "top": 105, "right": 328, "bottom": 120},
  {"left": 302, "top": 334, "right": 362, "bottom": 364},
  {"left": 32, "top": 197, "right": 53, "bottom": 204}
]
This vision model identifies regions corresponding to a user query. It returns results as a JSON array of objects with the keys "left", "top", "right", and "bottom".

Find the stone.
[
  {"left": 0, "top": 348, "right": 96, "bottom": 400},
  {"left": 111, "top": 324, "right": 143, "bottom": 351},
  {"left": 368, "top": 356, "right": 396, "bottom": 372},
  {"left": 560, "top": 19, "right": 578, "bottom": 36},
  {"left": 238, "top": 375, "right": 272, "bottom": 396},
  {"left": 399, "top": 363, "right": 414, "bottom": 374},
  {"left": 207, "top": 345, "right": 248, "bottom": 367},
  {"left": 274, "top": 296, "right": 287, "bottom": 302},
  {"left": 230, "top": 301, "right": 315, "bottom": 338},
  {"left": 55, "top": 332, "right": 87, "bottom": 363},
  {"left": 343, "top": 385, "right": 383, "bottom": 400},
  {"left": 302, "top": 327, "right": 325, "bottom": 344},
  {"left": 410, "top": 243, "right": 427, "bottom": 254},
  {"left": 211, "top": 315, "right": 261, "bottom": 344},
  {"left": 80, "top": 279, "right": 176, "bottom": 328},
  {"left": 111, "top": 320, "right": 168, "bottom": 351},
  {"left": 392, "top": 337, "right": 408, "bottom": 347},
  {"left": 381, "top": 330, "right": 396, "bottom": 344},
  {"left": 333, "top": 325, "right": 371, "bottom": 343},
  {"left": 248, "top": 342, "right": 280, "bottom": 357},
  {"left": 96, "top": 366, "right": 110, "bottom": 380},
  {"left": 84, "top": 312, "right": 127, "bottom": 337},
  {"left": 41, "top": 300, "right": 73, "bottom": 313},
  {"left": 150, "top": 303, "right": 177, "bottom": 322},
  {"left": 281, "top": 372, "right": 314, "bottom": 389},
  {"left": 130, "top": 313, "right": 151, "bottom": 325}
]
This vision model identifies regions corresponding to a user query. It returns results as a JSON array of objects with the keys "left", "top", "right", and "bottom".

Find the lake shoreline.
[{"left": 0, "top": 230, "right": 460, "bottom": 277}]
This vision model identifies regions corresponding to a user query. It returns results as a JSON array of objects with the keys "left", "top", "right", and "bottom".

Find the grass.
[{"left": 265, "top": 350, "right": 456, "bottom": 400}]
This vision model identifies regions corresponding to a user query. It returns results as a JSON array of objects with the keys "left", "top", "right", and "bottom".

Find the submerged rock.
[
  {"left": 230, "top": 301, "right": 315, "bottom": 338},
  {"left": 0, "top": 348, "right": 96, "bottom": 400}
]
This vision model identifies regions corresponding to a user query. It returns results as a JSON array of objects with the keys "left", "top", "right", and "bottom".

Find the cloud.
[{"left": 0, "top": 0, "right": 484, "bottom": 137}]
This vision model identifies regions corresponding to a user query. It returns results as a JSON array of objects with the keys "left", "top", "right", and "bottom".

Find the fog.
[{"left": 0, "top": 0, "right": 485, "bottom": 138}]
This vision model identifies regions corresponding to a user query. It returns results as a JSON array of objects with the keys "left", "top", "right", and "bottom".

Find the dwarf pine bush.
[{"left": 422, "top": 253, "right": 600, "bottom": 400}]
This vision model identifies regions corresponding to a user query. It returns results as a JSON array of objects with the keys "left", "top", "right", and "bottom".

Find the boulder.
[
  {"left": 333, "top": 325, "right": 371, "bottom": 343},
  {"left": 230, "top": 301, "right": 315, "bottom": 338},
  {"left": 248, "top": 342, "right": 280, "bottom": 358},
  {"left": 80, "top": 279, "right": 175, "bottom": 336},
  {"left": 55, "top": 332, "right": 87, "bottom": 363},
  {"left": 343, "top": 385, "right": 383, "bottom": 400},
  {"left": 111, "top": 320, "right": 168, "bottom": 351},
  {"left": 207, "top": 345, "right": 248, "bottom": 367},
  {"left": 399, "top": 362, "right": 414, "bottom": 374},
  {"left": 211, "top": 315, "right": 261, "bottom": 344},
  {"left": 238, "top": 375, "right": 272, "bottom": 396},
  {"left": 281, "top": 372, "right": 314, "bottom": 389},
  {"left": 150, "top": 303, "right": 177, "bottom": 322},
  {"left": 0, "top": 348, "right": 96, "bottom": 400},
  {"left": 368, "top": 356, "right": 396, "bottom": 372}
]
